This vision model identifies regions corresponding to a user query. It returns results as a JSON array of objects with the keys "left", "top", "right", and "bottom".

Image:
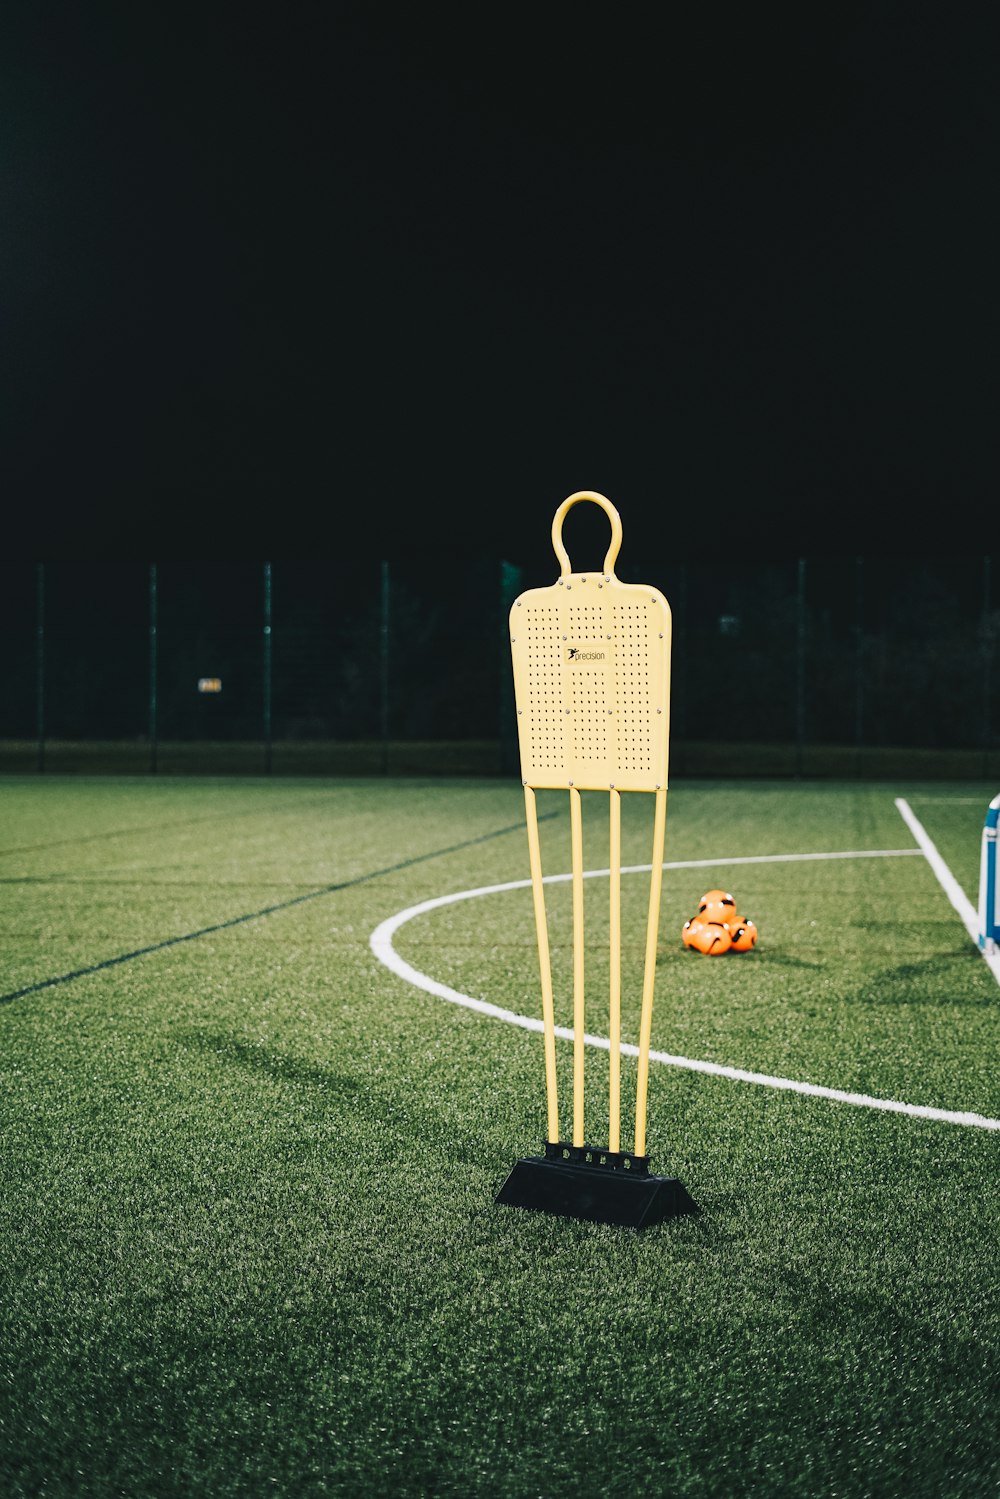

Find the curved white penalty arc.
[{"left": 369, "top": 850, "right": 1000, "bottom": 1134}]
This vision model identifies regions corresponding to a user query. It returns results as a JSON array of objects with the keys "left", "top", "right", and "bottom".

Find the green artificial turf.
[{"left": 1, "top": 776, "right": 998, "bottom": 1498}]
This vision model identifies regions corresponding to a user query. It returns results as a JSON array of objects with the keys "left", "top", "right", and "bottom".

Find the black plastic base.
[{"left": 495, "top": 1141, "right": 698, "bottom": 1229}]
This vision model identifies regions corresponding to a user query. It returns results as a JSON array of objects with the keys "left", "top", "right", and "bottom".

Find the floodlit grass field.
[{"left": 1, "top": 775, "right": 998, "bottom": 1498}]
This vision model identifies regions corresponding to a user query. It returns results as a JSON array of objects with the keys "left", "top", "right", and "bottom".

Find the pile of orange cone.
[{"left": 682, "top": 888, "right": 757, "bottom": 954}]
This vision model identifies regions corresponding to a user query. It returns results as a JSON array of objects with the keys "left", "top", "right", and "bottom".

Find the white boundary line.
[
  {"left": 895, "top": 797, "right": 1000, "bottom": 985},
  {"left": 369, "top": 847, "right": 1000, "bottom": 1133}
]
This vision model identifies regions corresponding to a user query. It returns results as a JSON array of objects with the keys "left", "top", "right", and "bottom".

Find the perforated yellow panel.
[{"left": 509, "top": 496, "right": 671, "bottom": 791}]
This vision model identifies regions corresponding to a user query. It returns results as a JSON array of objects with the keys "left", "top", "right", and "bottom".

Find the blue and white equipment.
[{"left": 978, "top": 793, "right": 1000, "bottom": 956}]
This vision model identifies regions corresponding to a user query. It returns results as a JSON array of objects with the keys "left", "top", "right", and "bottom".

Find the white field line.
[
  {"left": 895, "top": 797, "right": 1000, "bottom": 986},
  {"left": 903, "top": 796, "right": 987, "bottom": 803},
  {"left": 369, "top": 848, "right": 1000, "bottom": 1133}
]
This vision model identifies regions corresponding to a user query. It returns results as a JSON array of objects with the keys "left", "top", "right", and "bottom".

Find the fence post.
[
  {"left": 854, "top": 556, "right": 864, "bottom": 777},
  {"left": 263, "top": 561, "right": 273, "bottom": 775},
  {"left": 795, "top": 558, "right": 806, "bottom": 778},
  {"left": 148, "top": 563, "right": 158, "bottom": 773},
  {"left": 983, "top": 555, "right": 993, "bottom": 778},
  {"left": 380, "top": 561, "right": 390, "bottom": 774},
  {"left": 499, "top": 559, "right": 523, "bottom": 775},
  {"left": 35, "top": 563, "right": 45, "bottom": 774},
  {"left": 673, "top": 563, "right": 687, "bottom": 774}
]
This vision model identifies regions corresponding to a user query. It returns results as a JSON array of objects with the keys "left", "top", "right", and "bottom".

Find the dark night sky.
[{"left": 3, "top": 4, "right": 996, "bottom": 570}]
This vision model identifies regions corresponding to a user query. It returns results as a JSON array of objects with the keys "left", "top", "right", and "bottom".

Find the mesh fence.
[{"left": 0, "top": 557, "right": 995, "bottom": 777}]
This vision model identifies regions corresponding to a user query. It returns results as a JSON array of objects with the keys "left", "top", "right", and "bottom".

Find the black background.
[{"left": 3, "top": 4, "right": 996, "bottom": 572}]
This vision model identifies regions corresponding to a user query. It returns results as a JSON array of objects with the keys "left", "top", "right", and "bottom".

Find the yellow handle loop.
[{"left": 551, "top": 491, "right": 623, "bottom": 579}]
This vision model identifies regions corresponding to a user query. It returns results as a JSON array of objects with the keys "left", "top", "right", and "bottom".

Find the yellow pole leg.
[
  {"left": 524, "top": 785, "right": 559, "bottom": 1143},
  {"left": 608, "top": 788, "right": 622, "bottom": 1153},
  {"left": 570, "top": 786, "right": 585, "bottom": 1147},
  {"left": 634, "top": 787, "right": 667, "bottom": 1158}
]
